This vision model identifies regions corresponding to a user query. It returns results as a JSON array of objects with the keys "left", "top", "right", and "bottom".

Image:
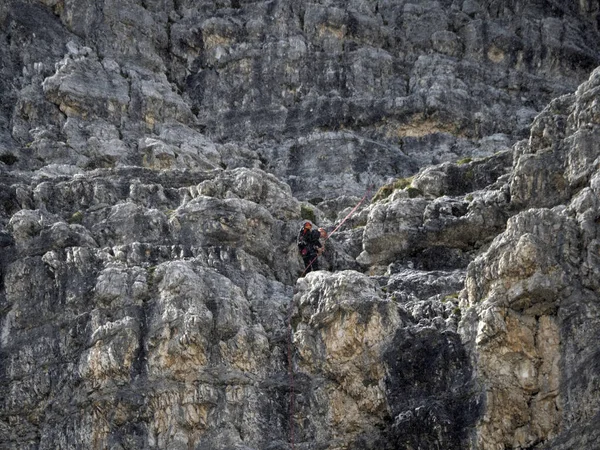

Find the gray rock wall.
[
  {"left": 1, "top": 1, "right": 600, "bottom": 449},
  {"left": 1, "top": 0, "right": 599, "bottom": 199},
  {"left": 460, "top": 67, "right": 600, "bottom": 449},
  {"left": 0, "top": 166, "right": 302, "bottom": 449}
]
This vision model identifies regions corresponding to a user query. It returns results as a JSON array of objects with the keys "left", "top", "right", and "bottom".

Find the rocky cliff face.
[
  {"left": 2, "top": 0, "right": 599, "bottom": 199},
  {"left": 1, "top": 1, "right": 600, "bottom": 449},
  {"left": 460, "top": 69, "right": 600, "bottom": 449}
]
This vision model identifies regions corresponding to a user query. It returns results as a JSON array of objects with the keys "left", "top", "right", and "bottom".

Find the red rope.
[
  {"left": 287, "top": 299, "right": 296, "bottom": 449},
  {"left": 324, "top": 189, "right": 370, "bottom": 242},
  {"left": 299, "top": 188, "right": 371, "bottom": 277},
  {"left": 288, "top": 187, "right": 372, "bottom": 447}
]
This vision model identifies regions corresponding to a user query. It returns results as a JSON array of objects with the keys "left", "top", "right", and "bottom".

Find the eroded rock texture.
[
  {"left": 1, "top": 0, "right": 600, "bottom": 449},
  {"left": 459, "top": 68, "right": 600, "bottom": 450},
  {"left": 2, "top": 0, "right": 600, "bottom": 199}
]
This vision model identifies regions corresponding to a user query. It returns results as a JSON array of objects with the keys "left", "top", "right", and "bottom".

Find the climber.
[{"left": 297, "top": 221, "right": 327, "bottom": 274}]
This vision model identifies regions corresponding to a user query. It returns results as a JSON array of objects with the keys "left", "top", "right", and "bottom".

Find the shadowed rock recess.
[{"left": 1, "top": 0, "right": 600, "bottom": 449}]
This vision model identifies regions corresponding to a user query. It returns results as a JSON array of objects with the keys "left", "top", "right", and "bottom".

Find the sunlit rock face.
[
  {"left": 290, "top": 269, "right": 479, "bottom": 450},
  {"left": 0, "top": 165, "right": 301, "bottom": 449},
  {"left": 2, "top": 0, "right": 600, "bottom": 449},
  {"left": 460, "top": 67, "right": 600, "bottom": 449}
]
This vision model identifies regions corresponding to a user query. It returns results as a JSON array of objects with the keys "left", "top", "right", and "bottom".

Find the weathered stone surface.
[
  {"left": 2, "top": 1, "right": 600, "bottom": 449},
  {"left": 291, "top": 269, "right": 478, "bottom": 450},
  {"left": 461, "top": 208, "right": 573, "bottom": 448},
  {"left": 2, "top": 0, "right": 600, "bottom": 198},
  {"left": 0, "top": 167, "right": 302, "bottom": 449},
  {"left": 292, "top": 271, "right": 400, "bottom": 447},
  {"left": 357, "top": 151, "right": 511, "bottom": 269},
  {"left": 460, "top": 66, "right": 600, "bottom": 449}
]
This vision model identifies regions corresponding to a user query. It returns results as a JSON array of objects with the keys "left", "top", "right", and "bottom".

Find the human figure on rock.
[{"left": 297, "top": 221, "right": 327, "bottom": 274}]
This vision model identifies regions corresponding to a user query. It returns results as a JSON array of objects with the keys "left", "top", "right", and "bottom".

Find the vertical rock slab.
[
  {"left": 462, "top": 67, "right": 600, "bottom": 449},
  {"left": 291, "top": 270, "right": 480, "bottom": 449},
  {"left": 292, "top": 270, "right": 400, "bottom": 448}
]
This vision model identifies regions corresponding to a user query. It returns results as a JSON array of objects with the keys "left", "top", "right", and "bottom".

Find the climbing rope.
[
  {"left": 286, "top": 305, "right": 296, "bottom": 449},
  {"left": 287, "top": 186, "right": 373, "bottom": 447},
  {"left": 300, "top": 187, "right": 372, "bottom": 276}
]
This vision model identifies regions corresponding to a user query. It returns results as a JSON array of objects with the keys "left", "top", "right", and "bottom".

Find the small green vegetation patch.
[
  {"left": 442, "top": 292, "right": 459, "bottom": 303},
  {"left": 373, "top": 184, "right": 394, "bottom": 202},
  {"left": 393, "top": 177, "right": 413, "bottom": 190},
  {"left": 68, "top": 211, "right": 84, "bottom": 224},
  {"left": 406, "top": 187, "right": 422, "bottom": 198},
  {"left": 372, "top": 176, "right": 415, "bottom": 202},
  {"left": 300, "top": 204, "right": 316, "bottom": 223}
]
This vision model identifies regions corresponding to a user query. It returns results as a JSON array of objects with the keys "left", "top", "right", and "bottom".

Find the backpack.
[{"left": 297, "top": 227, "right": 310, "bottom": 255}]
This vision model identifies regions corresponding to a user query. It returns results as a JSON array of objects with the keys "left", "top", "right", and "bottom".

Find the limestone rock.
[
  {"left": 357, "top": 151, "right": 511, "bottom": 269},
  {"left": 292, "top": 271, "right": 399, "bottom": 444},
  {"left": 3, "top": 0, "right": 600, "bottom": 197},
  {"left": 2, "top": 1, "right": 600, "bottom": 449},
  {"left": 460, "top": 66, "right": 600, "bottom": 450},
  {"left": 291, "top": 269, "right": 479, "bottom": 449}
]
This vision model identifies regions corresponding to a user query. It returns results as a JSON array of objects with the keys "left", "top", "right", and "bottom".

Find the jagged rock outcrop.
[
  {"left": 0, "top": 159, "right": 481, "bottom": 449},
  {"left": 0, "top": 165, "right": 302, "bottom": 449},
  {"left": 357, "top": 149, "right": 512, "bottom": 270},
  {"left": 2, "top": 1, "right": 600, "bottom": 449},
  {"left": 291, "top": 270, "right": 478, "bottom": 450},
  {"left": 459, "top": 67, "right": 600, "bottom": 449}
]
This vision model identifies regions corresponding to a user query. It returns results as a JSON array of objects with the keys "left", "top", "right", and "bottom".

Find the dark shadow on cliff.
[{"left": 383, "top": 326, "right": 481, "bottom": 449}]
